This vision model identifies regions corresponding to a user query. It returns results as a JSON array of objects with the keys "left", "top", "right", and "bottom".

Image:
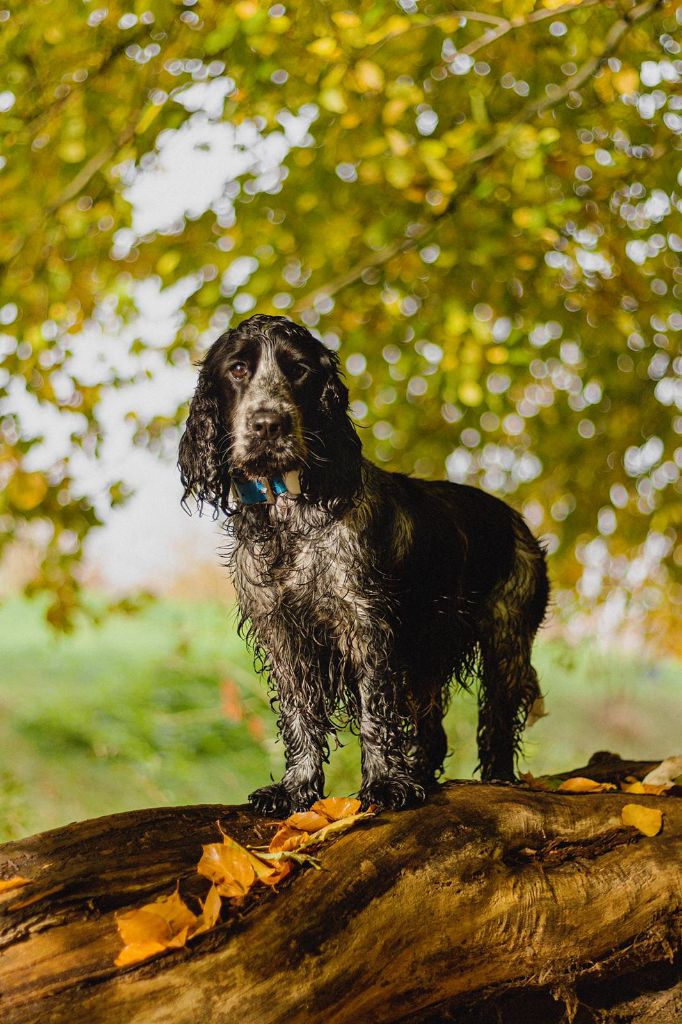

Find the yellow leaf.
[
  {"left": 308, "top": 37, "right": 339, "bottom": 59},
  {"left": 190, "top": 884, "right": 223, "bottom": 937},
  {"left": 302, "top": 813, "right": 371, "bottom": 845},
  {"left": 558, "top": 777, "right": 616, "bottom": 793},
  {"left": 621, "top": 778, "right": 670, "bottom": 796},
  {"left": 332, "top": 11, "right": 360, "bottom": 28},
  {"left": 620, "top": 779, "right": 645, "bottom": 794},
  {"left": 365, "top": 15, "right": 410, "bottom": 44},
  {"left": 487, "top": 346, "right": 508, "bottom": 365},
  {"left": 7, "top": 472, "right": 49, "bottom": 511},
  {"left": 115, "top": 890, "right": 198, "bottom": 967},
  {"left": 383, "top": 99, "right": 407, "bottom": 125},
  {"left": 234, "top": 1, "right": 258, "bottom": 17},
  {"left": 386, "top": 129, "right": 410, "bottom": 157},
  {"left": 197, "top": 836, "right": 256, "bottom": 898},
  {"left": 613, "top": 69, "right": 639, "bottom": 95},
  {"left": 199, "top": 833, "right": 290, "bottom": 896},
  {"left": 58, "top": 140, "right": 86, "bottom": 164},
  {"left": 621, "top": 804, "right": 663, "bottom": 837},
  {"left": 312, "top": 797, "right": 362, "bottom": 820},
  {"left": 385, "top": 158, "right": 414, "bottom": 190},
  {"left": 269, "top": 825, "right": 311, "bottom": 852},
  {"left": 136, "top": 103, "right": 162, "bottom": 136},
  {"left": 354, "top": 60, "right": 384, "bottom": 92},
  {"left": 287, "top": 810, "right": 330, "bottom": 832},
  {"left": 156, "top": 251, "right": 181, "bottom": 276},
  {"left": 458, "top": 381, "right": 483, "bottom": 407},
  {"left": 319, "top": 89, "right": 347, "bottom": 114}
]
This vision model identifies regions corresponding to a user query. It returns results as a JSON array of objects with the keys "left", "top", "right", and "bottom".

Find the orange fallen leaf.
[
  {"left": 311, "top": 797, "right": 362, "bottom": 821},
  {"left": 190, "top": 884, "right": 223, "bottom": 937},
  {"left": 116, "top": 939, "right": 169, "bottom": 968},
  {"left": 286, "top": 810, "right": 330, "bottom": 833},
  {"left": 199, "top": 833, "right": 291, "bottom": 897},
  {"left": 0, "top": 875, "right": 31, "bottom": 894},
  {"left": 249, "top": 849, "right": 292, "bottom": 886},
  {"left": 115, "top": 890, "right": 198, "bottom": 967},
  {"left": 620, "top": 779, "right": 669, "bottom": 796},
  {"left": 558, "top": 777, "right": 616, "bottom": 793},
  {"left": 198, "top": 836, "right": 258, "bottom": 898},
  {"left": 281, "top": 797, "right": 374, "bottom": 851},
  {"left": 306, "top": 812, "right": 374, "bottom": 845},
  {"left": 269, "top": 824, "right": 311, "bottom": 853},
  {"left": 621, "top": 803, "right": 663, "bottom": 837},
  {"left": 268, "top": 796, "right": 371, "bottom": 855}
]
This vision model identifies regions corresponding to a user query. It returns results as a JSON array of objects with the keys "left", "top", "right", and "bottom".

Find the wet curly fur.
[{"left": 179, "top": 314, "right": 549, "bottom": 814}]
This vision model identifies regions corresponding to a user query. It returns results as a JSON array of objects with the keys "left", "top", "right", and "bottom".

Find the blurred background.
[{"left": 1, "top": 0, "right": 680, "bottom": 842}]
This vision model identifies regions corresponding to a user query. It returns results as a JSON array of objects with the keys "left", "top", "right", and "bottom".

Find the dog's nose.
[{"left": 251, "top": 410, "right": 291, "bottom": 441}]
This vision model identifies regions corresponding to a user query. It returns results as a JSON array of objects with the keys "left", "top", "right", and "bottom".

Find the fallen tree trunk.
[{"left": 0, "top": 754, "right": 680, "bottom": 1024}]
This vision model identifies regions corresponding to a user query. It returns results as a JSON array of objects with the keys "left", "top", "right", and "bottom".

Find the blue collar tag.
[{"left": 232, "top": 471, "right": 300, "bottom": 506}]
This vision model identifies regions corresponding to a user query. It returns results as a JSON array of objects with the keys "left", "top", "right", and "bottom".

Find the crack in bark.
[{"left": 504, "top": 827, "right": 643, "bottom": 868}]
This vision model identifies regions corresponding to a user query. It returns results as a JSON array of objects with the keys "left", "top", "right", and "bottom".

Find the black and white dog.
[{"left": 179, "top": 314, "right": 549, "bottom": 814}]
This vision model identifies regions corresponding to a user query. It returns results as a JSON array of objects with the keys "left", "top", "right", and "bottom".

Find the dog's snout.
[{"left": 251, "top": 409, "right": 291, "bottom": 441}]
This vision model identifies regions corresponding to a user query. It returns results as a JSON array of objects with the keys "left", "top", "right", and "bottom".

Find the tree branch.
[
  {"left": 1, "top": 756, "right": 680, "bottom": 1024},
  {"left": 293, "top": 0, "right": 664, "bottom": 315},
  {"left": 367, "top": 0, "right": 601, "bottom": 57}
]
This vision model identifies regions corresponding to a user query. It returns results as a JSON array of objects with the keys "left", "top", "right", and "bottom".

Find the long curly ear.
[
  {"left": 178, "top": 372, "right": 231, "bottom": 516},
  {"left": 304, "top": 349, "right": 362, "bottom": 513}
]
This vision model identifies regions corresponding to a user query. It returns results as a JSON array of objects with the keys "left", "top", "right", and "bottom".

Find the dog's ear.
[
  {"left": 178, "top": 368, "right": 231, "bottom": 516},
  {"left": 305, "top": 348, "right": 362, "bottom": 513},
  {"left": 319, "top": 349, "right": 350, "bottom": 418}
]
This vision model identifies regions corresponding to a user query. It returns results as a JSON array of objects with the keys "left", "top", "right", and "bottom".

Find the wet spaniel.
[{"left": 179, "top": 314, "right": 549, "bottom": 814}]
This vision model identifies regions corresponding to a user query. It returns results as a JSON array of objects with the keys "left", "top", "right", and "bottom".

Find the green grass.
[{"left": 0, "top": 596, "right": 680, "bottom": 842}]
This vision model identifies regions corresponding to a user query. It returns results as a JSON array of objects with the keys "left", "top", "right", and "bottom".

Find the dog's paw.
[
  {"left": 359, "top": 776, "right": 426, "bottom": 811},
  {"left": 248, "top": 783, "right": 293, "bottom": 818}
]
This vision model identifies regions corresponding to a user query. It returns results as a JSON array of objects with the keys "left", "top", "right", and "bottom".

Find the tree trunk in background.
[{"left": 1, "top": 754, "right": 680, "bottom": 1024}]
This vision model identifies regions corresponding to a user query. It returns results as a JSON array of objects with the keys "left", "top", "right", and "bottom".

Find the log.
[{"left": 0, "top": 754, "right": 680, "bottom": 1024}]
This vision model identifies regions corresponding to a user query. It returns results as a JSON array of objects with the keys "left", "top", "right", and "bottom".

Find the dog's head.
[{"left": 179, "top": 314, "right": 362, "bottom": 515}]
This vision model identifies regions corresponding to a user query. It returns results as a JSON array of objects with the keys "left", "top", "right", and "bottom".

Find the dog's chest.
[{"left": 232, "top": 515, "right": 365, "bottom": 625}]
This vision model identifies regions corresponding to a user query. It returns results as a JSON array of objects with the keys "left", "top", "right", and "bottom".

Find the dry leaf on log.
[
  {"left": 268, "top": 797, "right": 374, "bottom": 853},
  {"left": 557, "top": 777, "right": 617, "bottom": 793},
  {"left": 116, "top": 889, "right": 202, "bottom": 967},
  {"left": 198, "top": 833, "right": 292, "bottom": 897},
  {"left": 115, "top": 796, "right": 375, "bottom": 968},
  {"left": 620, "top": 778, "right": 669, "bottom": 796},
  {"left": 621, "top": 804, "right": 663, "bottom": 837}
]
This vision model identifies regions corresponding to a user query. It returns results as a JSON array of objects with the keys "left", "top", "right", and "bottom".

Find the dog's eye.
[
  {"left": 289, "top": 363, "right": 311, "bottom": 382},
  {"left": 229, "top": 362, "right": 248, "bottom": 381}
]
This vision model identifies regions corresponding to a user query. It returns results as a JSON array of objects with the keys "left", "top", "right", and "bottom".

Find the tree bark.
[{"left": 0, "top": 754, "right": 680, "bottom": 1024}]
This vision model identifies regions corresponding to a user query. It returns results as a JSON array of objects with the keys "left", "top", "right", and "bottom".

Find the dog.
[{"left": 179, "top": 314, "right": 549, "bottom": 814}]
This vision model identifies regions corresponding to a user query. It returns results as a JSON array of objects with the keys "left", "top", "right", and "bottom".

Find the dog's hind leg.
[
  {"left": 476, "top": 516, "right": 548, "bottom": 782},
  {"left": 476, "top": 629, "right": 541, "bottom": 782},
  {"left": 406, "top": 694, "right": 448, "bottom": 790}
]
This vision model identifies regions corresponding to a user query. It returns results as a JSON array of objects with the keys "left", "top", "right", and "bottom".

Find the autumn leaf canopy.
[{"left": 0, "top": 0, "right": 680, "bottom": 631}]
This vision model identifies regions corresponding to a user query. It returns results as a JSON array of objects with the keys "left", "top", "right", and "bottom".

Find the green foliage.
[{"left": 0, "top": 0, "right": 680, "bottom": 629}]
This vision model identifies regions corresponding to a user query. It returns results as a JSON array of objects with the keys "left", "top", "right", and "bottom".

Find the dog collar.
[{"left": 231, "top": 470, "right": 301, "bottom": 506}]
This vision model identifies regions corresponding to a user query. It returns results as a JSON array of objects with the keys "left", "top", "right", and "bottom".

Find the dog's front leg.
[
  {"left": 249, "top": 670, "right": 329, "bottom": 817},
  {"left": 357, "top": 670, "right": 427, "bottom": 811}
]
